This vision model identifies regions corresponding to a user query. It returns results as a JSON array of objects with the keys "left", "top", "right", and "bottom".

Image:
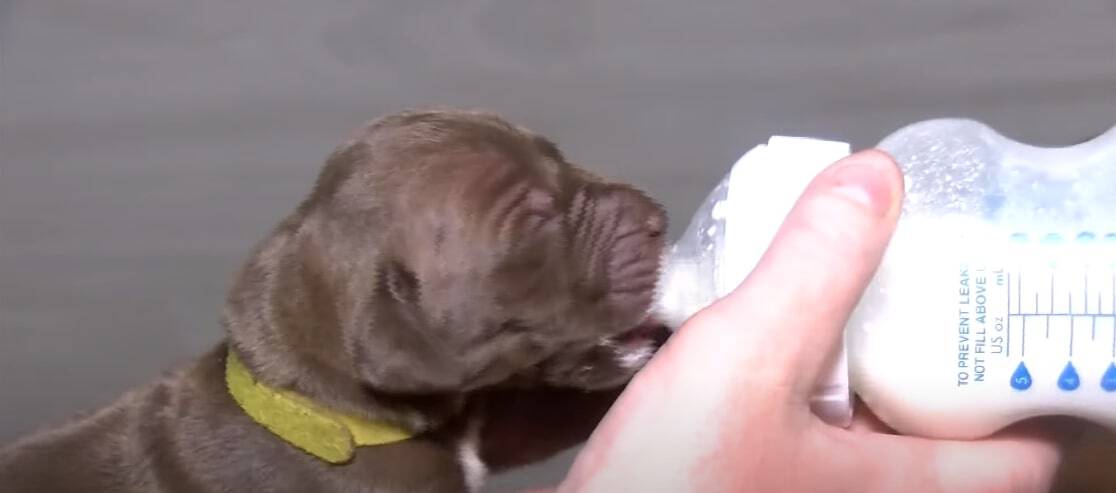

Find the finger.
[
  {"left": 835, "top": 417, "right": 1084, "bottom": 493},
  {"left": 925, "top": 421, "right": 1071, "bottom": 493},
  {"left": 705, "top": 149, "right": 904, "bottom": 392}
]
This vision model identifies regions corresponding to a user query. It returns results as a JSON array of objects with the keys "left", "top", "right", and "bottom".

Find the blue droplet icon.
[
  {"left": 1010, "top": 362, "right": 1032, "bottom": 391},
  {"left": 1077, "top": 231, "right": 1097, "bottom": 243},
  {"left": 1058, "top": 362, "right": 1081, "bottom": 391},
  {"left": 1102, "top": 363, "right": 1116, "bottom": 392}
]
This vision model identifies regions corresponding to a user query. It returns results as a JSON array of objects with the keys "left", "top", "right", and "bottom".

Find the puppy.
[{"left": 0, "top": 109, "right": 670, "bottom": 492}]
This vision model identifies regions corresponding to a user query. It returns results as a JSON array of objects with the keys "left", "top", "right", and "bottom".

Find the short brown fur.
[{"left": 0, "top": 108, "right": 669, "bottom": 492}]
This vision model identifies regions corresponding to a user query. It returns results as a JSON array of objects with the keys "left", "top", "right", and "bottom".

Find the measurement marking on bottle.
[
  {"left": 994, "top": 233, "right": 1116, "bottom": 391},
  {"left": 1070, "top": 317, "right": 1075, "bottom": 357},
  {"left": 1085, "top": 272, "right": 1089, "bottom": 313},
  {"left": 1006, "top": 260, "right": 1116, "bottom": 362},
  {"left": 1007, "top": 271, "right": 1012, "bottom": 358}
]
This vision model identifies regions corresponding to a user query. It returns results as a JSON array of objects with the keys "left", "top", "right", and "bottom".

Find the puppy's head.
[{"left": 226, "top": 109, "right": 667, "bottom": 398}]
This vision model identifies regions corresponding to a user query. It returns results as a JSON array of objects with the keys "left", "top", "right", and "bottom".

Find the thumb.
[{"left": 702, "top": 149, "right": 904, "bottom": 395}]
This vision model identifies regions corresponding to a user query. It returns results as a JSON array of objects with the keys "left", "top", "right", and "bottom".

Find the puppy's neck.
[
  {"left": 224, "top": 348, "right": 415, "bottom": 463},
  {"left": 223, "top": 220, "right": 467, "bottom": 434},
  {"left": 225, "top": 337, "right": 465, "bottom": 435}
]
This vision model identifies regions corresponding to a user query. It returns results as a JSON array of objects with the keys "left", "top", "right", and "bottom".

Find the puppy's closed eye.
[
  {"left": 494, "top": 185, "right": 560, "bottom": 242},
  {"left": 499, "top": 319, "right": 531, "bottom": 334},
  {"left": 463, "top": 318, "right": 530, "bottom": 347},
  {"left": 383, "top": 260, "right": 420, "bottom": 304}
]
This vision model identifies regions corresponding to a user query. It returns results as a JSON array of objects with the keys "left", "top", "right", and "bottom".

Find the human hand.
[{"left": 550, "top": 149, "right": 1076, "bottom": 493}]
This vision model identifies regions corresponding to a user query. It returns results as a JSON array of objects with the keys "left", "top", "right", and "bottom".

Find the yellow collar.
[{"left": 225, "top": 349, "right": 413, "bottom": 464}]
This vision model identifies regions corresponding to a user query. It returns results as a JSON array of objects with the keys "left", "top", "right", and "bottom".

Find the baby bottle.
[{"left": 653, "top": 119, "right": 1116, "bottom": 439}]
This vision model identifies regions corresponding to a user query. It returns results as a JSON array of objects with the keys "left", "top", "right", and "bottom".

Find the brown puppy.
[{"left": 0, "top": 109, "right": 669, "bottom": 492}]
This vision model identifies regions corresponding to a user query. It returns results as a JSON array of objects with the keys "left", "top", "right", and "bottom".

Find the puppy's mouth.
[
  {"left": 610, "top": 319, "right": 671, "bottom": 350},
  {"left": 591, "top": 318, "right": 671, "bottom": 373}
]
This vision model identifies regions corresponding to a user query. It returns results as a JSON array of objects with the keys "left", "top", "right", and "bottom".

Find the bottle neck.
[{"left": 651, "top": 135, "right": 856, "bottom": 427}]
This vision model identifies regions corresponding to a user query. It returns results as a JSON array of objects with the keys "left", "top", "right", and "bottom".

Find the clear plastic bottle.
[{"left": 653, "top": 119, "right": 1116, "bottom": 439}]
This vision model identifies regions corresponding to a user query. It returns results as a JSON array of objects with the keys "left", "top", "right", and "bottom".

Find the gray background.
[{"left": 1, "top": 0, "right": 1114, "bottom": 490}]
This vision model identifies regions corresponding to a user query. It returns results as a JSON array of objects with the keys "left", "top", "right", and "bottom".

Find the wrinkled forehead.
[
  {"left": 329, "top": 112, "right": 599, "bottom": 216},
  {"left": 399, "top": 143, "right": 566, "bottom": 210},
  {"left": 379, "top": 140, "right": 574, "bottom": 261}
]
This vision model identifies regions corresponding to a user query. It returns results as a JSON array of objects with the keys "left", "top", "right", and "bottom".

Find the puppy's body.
[
  {"left": 0, "top": 109, "right": 668, "bottom": 492},
  {"left": 1, "top": 345, "right": 472, "bottom": 492}
]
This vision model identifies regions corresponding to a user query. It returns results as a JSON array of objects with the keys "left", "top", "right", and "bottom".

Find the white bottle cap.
[{"left": 721, "top": 135, "right": 854, "bottom": 428}]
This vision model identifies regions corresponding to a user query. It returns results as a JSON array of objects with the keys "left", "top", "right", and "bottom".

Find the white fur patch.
[
  {"left": 600, "top": 336, "right": 656, "bottom": 370},
  {"left": 616, "top": 344, "right": 655, "bottom": 369},
  {"left": 457, "top": 415, "right": 488, "bottom": 493}
]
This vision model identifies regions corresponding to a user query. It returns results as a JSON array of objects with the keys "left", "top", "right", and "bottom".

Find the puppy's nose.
[
  {"left": 586, "top": 184, "right": 667, "bottom": 240},
  {"left": 644, "top": 212, "right": 666, "bottom": 238},
  {"left": 608, "top": 186, "right": 666, "bottom": 236}
]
